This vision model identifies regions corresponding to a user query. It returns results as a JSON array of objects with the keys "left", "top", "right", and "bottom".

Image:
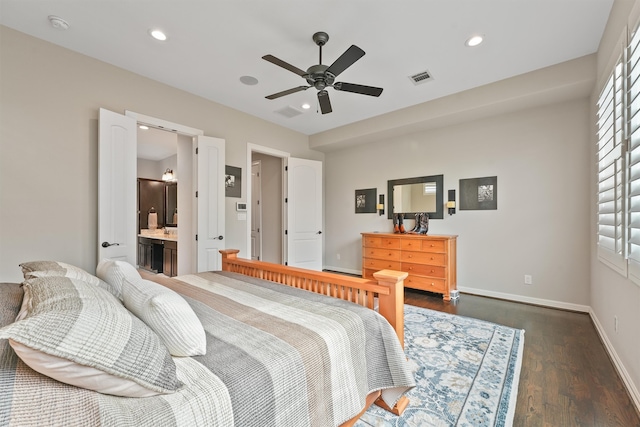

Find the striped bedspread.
[
  {"left": 0, "top": 282, "right": 234, "bottom": 427},
  {"left": 1, "top": 271, "right": 414, "bottom": 426}
]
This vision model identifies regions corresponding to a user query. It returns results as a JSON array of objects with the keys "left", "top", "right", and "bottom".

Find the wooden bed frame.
[{"left": 219, "top": 249, "right": 410, "bottom": 425}]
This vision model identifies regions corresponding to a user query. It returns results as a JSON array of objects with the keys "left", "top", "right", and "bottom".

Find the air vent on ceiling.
[
  {"left": 409, "top": 70, "right": 433, "bottom": 85},
  {"left": 275, "top": 106, "right": 303, "bottom": 118}
]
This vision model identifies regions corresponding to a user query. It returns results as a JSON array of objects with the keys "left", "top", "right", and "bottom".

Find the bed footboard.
[{"left": 219, "top": 249, "right": 407, "bottom": 348}]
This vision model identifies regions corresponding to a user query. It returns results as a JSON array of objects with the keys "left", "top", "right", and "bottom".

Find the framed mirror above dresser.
[{"left": 387, "top": 174, "right": 444, "bottom": 220}]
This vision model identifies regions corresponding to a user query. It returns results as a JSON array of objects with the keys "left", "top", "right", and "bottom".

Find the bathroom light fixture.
[
  {"left": 465, "top": 35, "right": 484, "bottom": 47},
  {"left": 301, "top": 103, "right": 311, "bottom": 110},
  {"left": 150, "top": 29, "right": 167, "bottom": 41},
  {"left": 139, "top": 125, "right": 149, "bottom": 130},
  {"left": 162, "top": 168, "right": 175, "bottom": 181}
]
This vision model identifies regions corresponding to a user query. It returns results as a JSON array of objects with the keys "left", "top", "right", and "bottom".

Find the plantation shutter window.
[
  {"left": 597, "top": 58, "right": 625, "bottom": 273},
  {"left": 627, "top": 25, "right": 640, "bottom": 284}
]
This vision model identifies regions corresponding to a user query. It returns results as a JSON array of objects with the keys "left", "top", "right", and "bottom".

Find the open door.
[
  {"left": 98, "top": 108, "right": 137, "bottom": 264},
  {"left": 286, "top": 158, "right": 323, "bottom": 270},
  {"left": 251, "top": 161, "right": 262, "bottom": 260},
  {"left": 196, "top": 135, "right": 226, "bottom": 272}
]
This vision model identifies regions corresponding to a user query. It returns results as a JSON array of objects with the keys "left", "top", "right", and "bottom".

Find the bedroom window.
[
  {"left": 597, "top": 58, "right": 625, "bottom": 274},
  {"left": 626, "top": 25, "right": 640, "bottom": 285},
  {"left": 597, "top": 20, "right": 640, "bottom": 287}
]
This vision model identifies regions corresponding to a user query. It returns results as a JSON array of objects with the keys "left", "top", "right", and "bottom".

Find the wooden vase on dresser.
[{"left": 361, "top": 232, "right": 458, "bottom": 301}]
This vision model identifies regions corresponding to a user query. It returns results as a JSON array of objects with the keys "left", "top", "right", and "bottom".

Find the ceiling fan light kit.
[{"left": 262, "top": 31, "right": 383, "bottom": 114}]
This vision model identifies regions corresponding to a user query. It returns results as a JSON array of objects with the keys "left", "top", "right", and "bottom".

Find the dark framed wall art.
[
  {"left": 225, "top": 165, "right": 242, "bottom": 198},
  {"left": 355, "top": 188, "right": 377, "bottom": 213},
  {"left": 460, "top": 176, "right": 498, "bottom": 210}
]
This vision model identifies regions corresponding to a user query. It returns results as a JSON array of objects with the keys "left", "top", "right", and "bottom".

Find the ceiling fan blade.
[
  {"left": 318, "top": 90, "right": 332, "bottom": 114},
  {"left": 262, "top": 55, "right": 307, "bottom": 77},
  {"left": 334, "top": 82, "right": 383, "bottom": 97},
  {"left": 325, "top": 45, "right": 365, "bottom": 77},
  {"left": 265, "top": 86, "right": 310, "bottom": 100}
]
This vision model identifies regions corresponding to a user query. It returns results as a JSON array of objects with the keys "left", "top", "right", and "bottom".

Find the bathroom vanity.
[{"left": 138, "top": 229, "right": 178, "bottom": 277}]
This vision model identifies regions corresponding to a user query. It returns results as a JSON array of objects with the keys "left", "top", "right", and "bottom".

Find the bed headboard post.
[
  {"left": 373, "top": 269, "right": 408, "bottom": 349},
  {"left": 220, "top": 249, "right": 240, "bottom": 271}
]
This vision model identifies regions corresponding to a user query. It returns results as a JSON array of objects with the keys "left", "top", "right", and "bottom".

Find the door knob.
[
  {"left": 217, "top": 235, "right": 224, "bottom": 240},
  {"left": 101, "top": 241, "right": 120, "bottom": 248},
  {"left": 317, "top": 231, "right": 322, "bottom": 234}
]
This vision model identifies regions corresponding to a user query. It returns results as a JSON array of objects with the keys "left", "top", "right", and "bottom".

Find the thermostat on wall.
[{"left": 236, "top": 202, "right": 247, "bottom": 211}]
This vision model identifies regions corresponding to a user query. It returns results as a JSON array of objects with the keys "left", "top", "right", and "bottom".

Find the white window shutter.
[
  {"left": 597, "top": 59, "right": 627, "bottom": 274},
  {"left": 627, "top": 26, "right": 640, "bottom": 285}
]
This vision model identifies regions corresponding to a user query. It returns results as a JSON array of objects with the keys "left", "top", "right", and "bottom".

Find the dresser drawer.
[
  {"left": 362, "top": 257, "right": 402, "bottom": 271},
  {"left": 364, "top": 236, "right": 401, "bottom": 249},
  {"left": 402, "top": 262, "right": 446, "bottom": 278},
  {"left": 400, "top": 238, "right": 423, "bottom": 251},
  {"left": 363, "top": 247, "right": 401, "bottom": 260},
  {"left": 401, "top": 251, "right": 446, "bottom": 265},
  {"left": 421, "top": 240, "right": 446, "bottom": 253},
  {"left": 404, "top": 275, "right": 446, "bottom": 293}
]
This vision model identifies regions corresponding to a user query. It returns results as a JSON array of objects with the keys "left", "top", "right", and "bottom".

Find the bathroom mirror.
[
  {"left": 165, "top": 182, "right": 178, "bottom": 226},
  {"left": 387, "top": 174, "right": 444, "bottom": 220}
]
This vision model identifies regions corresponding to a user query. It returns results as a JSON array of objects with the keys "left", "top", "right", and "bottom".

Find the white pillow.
[
  {"left": 96, "top": 259, "right": 141, "bottom": 301},
  {"left": 122, "top": 277, "right": 207, "bottom": 357}
]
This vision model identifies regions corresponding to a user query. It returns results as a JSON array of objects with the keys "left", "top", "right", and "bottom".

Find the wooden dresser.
[{"left": 361, "top": 232, "right": 458, "bottom": 300}]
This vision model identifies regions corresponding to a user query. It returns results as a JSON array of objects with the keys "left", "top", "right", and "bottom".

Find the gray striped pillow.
[
  {"left": 18, "top": 260, "right": 117, "bottom": 297},
  {"left": 123, "top": 277, "right": 206, "bottom": 357},
  {"left": 0, "top": 276, "right": 181, "bottom": 396}
]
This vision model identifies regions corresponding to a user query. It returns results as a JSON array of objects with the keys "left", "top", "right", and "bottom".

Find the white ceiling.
[{"left": 0, "top": 0, "right": 614, "bottom": 136}]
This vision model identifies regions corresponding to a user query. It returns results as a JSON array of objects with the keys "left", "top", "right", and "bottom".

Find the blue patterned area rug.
[{"left": 357, "top": 305, "right": 525, "bottom": 427}]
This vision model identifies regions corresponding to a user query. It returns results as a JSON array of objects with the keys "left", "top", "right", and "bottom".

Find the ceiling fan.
[{"left": 262, "top": 31, "right": 383, "bottom": 114}]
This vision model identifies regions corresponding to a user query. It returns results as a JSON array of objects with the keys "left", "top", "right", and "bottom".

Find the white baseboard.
[
  {"left": 322, "top": 265, "right": 362, "bottom": 276},
  {"left": 457, "top": 286, "right": 590, "bottom": 312},
  {"left": 589, "top": 310, "right": 640, "bottom": 415}
]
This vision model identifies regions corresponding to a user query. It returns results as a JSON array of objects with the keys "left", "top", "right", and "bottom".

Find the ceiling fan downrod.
[{"left": 313, "top": 31, "right": 329, "bottom": 64}]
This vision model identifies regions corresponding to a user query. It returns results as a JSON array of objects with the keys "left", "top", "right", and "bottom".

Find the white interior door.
[
  {"left": 286, "top": 157, "right": 323, "bottom": 270},
  {"left": 251, "top": 161, "right": 262, "bottom": 260},
  {"left": 196, "top": 135, "right": 225, "bottom": 272},
  {"left": 98, "top": 108, "right": 137, "bottom": 264}
]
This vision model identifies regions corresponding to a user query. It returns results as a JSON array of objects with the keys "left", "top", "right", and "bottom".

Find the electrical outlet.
[
  {"left": 336, "top": 253, "right": 341, "bottom": 261},
  {"left": 524, "top": 275, "right": 533, "bottom": 285}
]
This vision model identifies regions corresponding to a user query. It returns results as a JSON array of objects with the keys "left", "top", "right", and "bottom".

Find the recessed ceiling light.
[
  {"left": 301, "top": 103, "right": 311, "bottom": 110},
  {"left": 139, "top": 125, "right": 149, "bottom": 130},
  {"left": 239, "top": 75, "right": 259, "bottom": 85},
  {"left": 465, "top": 35, "right": 484, "bottom": 47},
  {"left": 149, "top": 29, "right": 167, "bottom": 41}
]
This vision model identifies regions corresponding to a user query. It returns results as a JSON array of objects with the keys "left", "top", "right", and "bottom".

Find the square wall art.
[
  {"left": 355, "top": 188, "right": 377, "bottom": 213},
  {"left": 460, "top": 176, "right": 497, "bottom": 210}
]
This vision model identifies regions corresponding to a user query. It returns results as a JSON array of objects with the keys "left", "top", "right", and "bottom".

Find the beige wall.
[
  {"left": 0, "top": 26, "right": 321, "bottom": 283},
  {"left": 324, "top": 97, "right": 591, "bottom": 309}
]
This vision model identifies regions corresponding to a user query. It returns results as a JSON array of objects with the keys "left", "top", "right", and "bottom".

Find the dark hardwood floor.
[{"left": 405, "top": 289, "right": 640, "bottom": 427}]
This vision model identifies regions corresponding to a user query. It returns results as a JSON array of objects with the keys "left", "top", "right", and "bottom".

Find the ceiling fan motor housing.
[{"left": 306, "top": 64, "right": 334, "bottom": 90}]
